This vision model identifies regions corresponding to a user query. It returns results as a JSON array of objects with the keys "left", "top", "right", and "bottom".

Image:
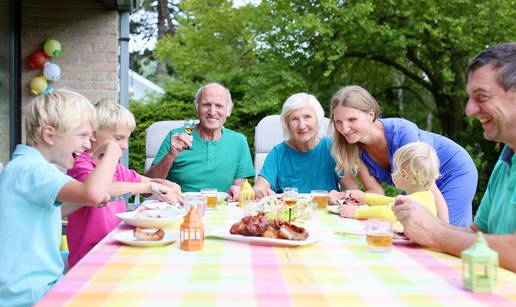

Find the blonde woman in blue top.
[{"left": 330, "top": 85, "right": 478, "bottom": 227}]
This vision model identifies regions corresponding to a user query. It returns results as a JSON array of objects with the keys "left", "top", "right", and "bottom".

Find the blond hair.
[
  {"left": 93, "top": 99, "right": 136, "bottom": 132},
  {"left": 330, "top": 85, "right": 380, "bottom": 175},
  {"left": 392, "top": 142, "right": 440, "bottom": 189},
  {"left": 25, "top": 89, "right": 96, "bottom": 146},
  {"left": 280, "top": 93, "right": 325, "bottom": 140}
]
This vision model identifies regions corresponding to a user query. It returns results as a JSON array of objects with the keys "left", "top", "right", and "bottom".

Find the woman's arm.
[
  {"left": 357, "top": 160, "right": 384, "bottom": 194},
  {"left": 429, "top": 183, "right": 449, "bottom": 223},
  {"left": 253, "top": 176, "right": 275, "bottom": 200}
]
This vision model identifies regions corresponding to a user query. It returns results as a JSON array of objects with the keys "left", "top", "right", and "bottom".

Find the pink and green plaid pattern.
[{"left": 38, "top": 207, "right": 516, "bottom": 306}]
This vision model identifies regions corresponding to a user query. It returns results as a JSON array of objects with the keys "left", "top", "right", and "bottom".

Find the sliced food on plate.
[{"left": 230, "top": 212, "right": 308, "bottom": 241}]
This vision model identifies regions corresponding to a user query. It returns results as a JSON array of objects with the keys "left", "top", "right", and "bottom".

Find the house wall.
[{"left": 21, "top": 0, "right": 119, "bottom": 142}]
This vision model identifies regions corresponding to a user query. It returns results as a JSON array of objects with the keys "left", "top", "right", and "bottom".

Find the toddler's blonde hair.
[
  {"left": 392, "top": 142, "right": 440, "bottom": 189},
  {"left": 93, "top": 99, "right": 136, "bottom": 132},
  {"left": 25, "top": 89, "right": 96, "bottom": 146}
]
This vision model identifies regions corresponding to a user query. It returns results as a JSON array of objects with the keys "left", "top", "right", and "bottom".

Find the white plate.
[
  {"left": 116, "top": 210, "right": 184, "bottom": 228},
  {"left": 327, "top": 205, "right": 340, "bottom": 215},
  {"left": 208, "top": 231, "right": 326, "bottom": 247},
  {"left": 141, "top": 200, "right": 186, "bottom": 213},
  {"left": 112, "top": 230, "right": 177, "bottom": 247}
]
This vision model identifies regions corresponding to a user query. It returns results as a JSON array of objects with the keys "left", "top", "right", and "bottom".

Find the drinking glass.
[
  {"left": 365, "top": 219, "right": 393, "bottom": 253},
  {"left": 311, "top": 190, "right": 329, "bottom": 209},
  {"left": 201, "top": 188, "right": 218, "bottom": 209},
  {"left": 184, "top": 195, "right": 207, "bottom": 217},
  {"left": 183, "top": 119, "right": 196, "bottom": 150},
  {"left": 282, "top": 187, "right": 298, "bottom": 222}
]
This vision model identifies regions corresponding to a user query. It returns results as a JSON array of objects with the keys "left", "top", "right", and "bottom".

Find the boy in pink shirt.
[{"left": 66, "top": 100, "right": 181, "bottom": 268}]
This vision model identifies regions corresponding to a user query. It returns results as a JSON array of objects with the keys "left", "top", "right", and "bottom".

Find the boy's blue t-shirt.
[
  {"left": 259, "top": 136, "right": 340, "bottom": 193},
  {"left": 0, "top": 145, "right": 72, "bottom": 306}
]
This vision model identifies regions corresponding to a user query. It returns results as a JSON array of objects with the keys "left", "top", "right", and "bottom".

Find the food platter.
[{"left": 208, "top": 231, "right": 326, "bottom": 247}]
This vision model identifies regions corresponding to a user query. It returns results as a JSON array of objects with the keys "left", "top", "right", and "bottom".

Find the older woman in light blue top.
[{"left": 253, "top": 93, "right": 380, "bottom": 199}]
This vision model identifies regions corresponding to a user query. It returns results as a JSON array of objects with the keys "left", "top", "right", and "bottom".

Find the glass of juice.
[
  {"left": 311, "top": 190, "right": 328, "bottom": 209},
  {"left": 183, "top": 119, "right": 196, "bottom": 150},
  {"left": 365, "top": 219, "right": 393, "bottom": 253},
  {"left": 201, "top": 188, "right": 218, "bottom": 209},
  {"left": 282, "top": 187, "right": 298, "bottom": 222}
]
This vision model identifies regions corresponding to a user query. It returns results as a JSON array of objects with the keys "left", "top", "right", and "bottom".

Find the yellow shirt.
[{"left": 354, "top": 191, "right": 437, "bottom": 223}]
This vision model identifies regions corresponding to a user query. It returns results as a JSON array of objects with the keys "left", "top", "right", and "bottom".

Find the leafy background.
[{"left": 129, "top": 0, "right": 516, "bottom": 212}]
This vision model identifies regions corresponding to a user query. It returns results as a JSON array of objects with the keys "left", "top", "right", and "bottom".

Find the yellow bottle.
[{"left": 239, "top": 179, "right": 255, "bottom": 208}]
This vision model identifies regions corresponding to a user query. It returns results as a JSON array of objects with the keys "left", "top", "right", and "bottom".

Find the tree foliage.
[{"left": 130, "top": 0, "right": 516, "bottom": 208}]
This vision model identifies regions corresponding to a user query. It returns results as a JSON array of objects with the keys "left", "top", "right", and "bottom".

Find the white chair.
[
  {"left": 0, "top": 162, "right": 3, "bottom": 173},
  {"left": 253, "top": 115, "right": 331, "bottom": 179},
  {"left": 145, "top": 120, "right": 186, "bottom": 172}
]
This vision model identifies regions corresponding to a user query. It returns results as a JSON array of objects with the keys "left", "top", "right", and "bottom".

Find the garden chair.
[{"left": 145, "top": 120, "right": 186, "bottom": 172}]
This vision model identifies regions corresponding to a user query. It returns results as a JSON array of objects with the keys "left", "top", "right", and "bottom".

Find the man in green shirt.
[
  {"left": 393, "top": 43, "right": 516, "bottom": 272},
  {"left": 144, "top": 83, "right": 255, "bottom": 199}
]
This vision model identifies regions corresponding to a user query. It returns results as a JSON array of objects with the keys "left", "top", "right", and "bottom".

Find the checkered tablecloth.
[{"left": 38, "top": 206, "right": 516, "bottom": 306}]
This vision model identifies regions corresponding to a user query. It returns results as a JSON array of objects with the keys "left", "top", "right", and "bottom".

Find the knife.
[{"left": 109, "top": 192, "right": 132, "bottom": 202}]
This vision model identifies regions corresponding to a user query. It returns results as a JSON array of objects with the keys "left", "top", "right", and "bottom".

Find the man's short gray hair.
[
  {"left": 467, "top": 43, "right": 516, "bottom": 91},
  {"left": 280, "top": 93, "right": 325, "bottom": 140},
  {"left": 194, "top": 82, "right": 233, "bottom": 116}
]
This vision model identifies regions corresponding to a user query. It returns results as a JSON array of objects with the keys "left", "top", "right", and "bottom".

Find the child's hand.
[
  {"left": 343, "top": 189, "right": 365, "bottom": 204},
  {"left": 150, "top": 183, "right": 182, "bottom": 205},
  {"left": 339, "top": 204, "right": 356, "bottom": 218},
  {"left": 92, "top": 140, "right": 121, "bottom": 162},
  {"left": 150, "top": 178, "right": 182, "bottom": 195}
]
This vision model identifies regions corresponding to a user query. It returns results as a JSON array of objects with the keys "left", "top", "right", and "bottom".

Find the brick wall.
[{"left": 21, "top": 0, "right": 119, "bottom": 142}]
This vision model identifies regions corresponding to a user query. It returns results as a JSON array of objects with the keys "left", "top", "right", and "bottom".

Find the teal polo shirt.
[
  {"left": 153, "top": 127, "right": 255, "bottom": 192},
  {"left": 474, "top": 145, "right": 516, "bottom": 234}
]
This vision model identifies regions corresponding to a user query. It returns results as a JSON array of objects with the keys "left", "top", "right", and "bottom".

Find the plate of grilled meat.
[{"left": 209, "top": 212, "right": 326, "bottom": 247}]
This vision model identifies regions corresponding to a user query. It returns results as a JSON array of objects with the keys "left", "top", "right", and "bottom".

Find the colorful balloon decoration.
[
  {"left": 28, "top": 51, "right": 47, "bottom": 69},
  {"left": 44, "top": 39, "right": 62, "bottom": 58},
  {"left": 27, "top": 38, "right": 63, "bottom": 95},
  {"left": 43, "top": 62, "right": 61, "bottom": 81},
  {"left": 30, "top": 76, "right": 49, "bottom": 95}
]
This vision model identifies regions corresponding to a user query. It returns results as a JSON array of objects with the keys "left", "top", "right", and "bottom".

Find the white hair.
[
  {"left": 193, "top": 82, "right": 233, "bottom": 117},
  {"left": 280, "top": 93, "right": 325, "bottom": 140}
]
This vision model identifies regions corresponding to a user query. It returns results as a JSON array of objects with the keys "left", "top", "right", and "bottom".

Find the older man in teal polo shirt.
[
  {"left": 145, "top": 83, "right": 255, "bottom": 200},
  {"left": 393, "top": 43, "right": 516, "bottom": 272}
]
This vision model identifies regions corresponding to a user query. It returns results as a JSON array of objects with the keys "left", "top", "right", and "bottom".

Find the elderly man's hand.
[
  {"left": 169, "top": 133, "right": 193, "bottom": 156},
  {"left": 392, "top": 195, "right": 444, "bottom": 247}
]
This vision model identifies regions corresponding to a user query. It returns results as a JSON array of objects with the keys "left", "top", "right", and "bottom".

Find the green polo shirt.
[
  {"left": 474, "top": 145, "right": 516, "bottom": 234},
  {"left": 153, "top": 127, "right": 255, "bottom": 192}
]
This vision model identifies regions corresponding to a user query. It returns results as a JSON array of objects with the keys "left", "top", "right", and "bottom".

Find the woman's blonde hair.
[
  {"left": 392, "top": 142, "right": 440, "bottom": 190},
  {"left": 93, "top": 99, "right": 136, "bottom": 132},
  {"left": 280, "top": 93, "right": 325, "bottom": 140},
  {"left": 25, "top": 89, "right": 96, "bottom": 146},
  {"left": 330, "top": 85, "right": 380, "bottom": 175}
]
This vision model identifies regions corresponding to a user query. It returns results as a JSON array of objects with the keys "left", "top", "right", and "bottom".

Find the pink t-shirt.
[{"left": 66, "top": 153, "right": 141, "bottom": 268}]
